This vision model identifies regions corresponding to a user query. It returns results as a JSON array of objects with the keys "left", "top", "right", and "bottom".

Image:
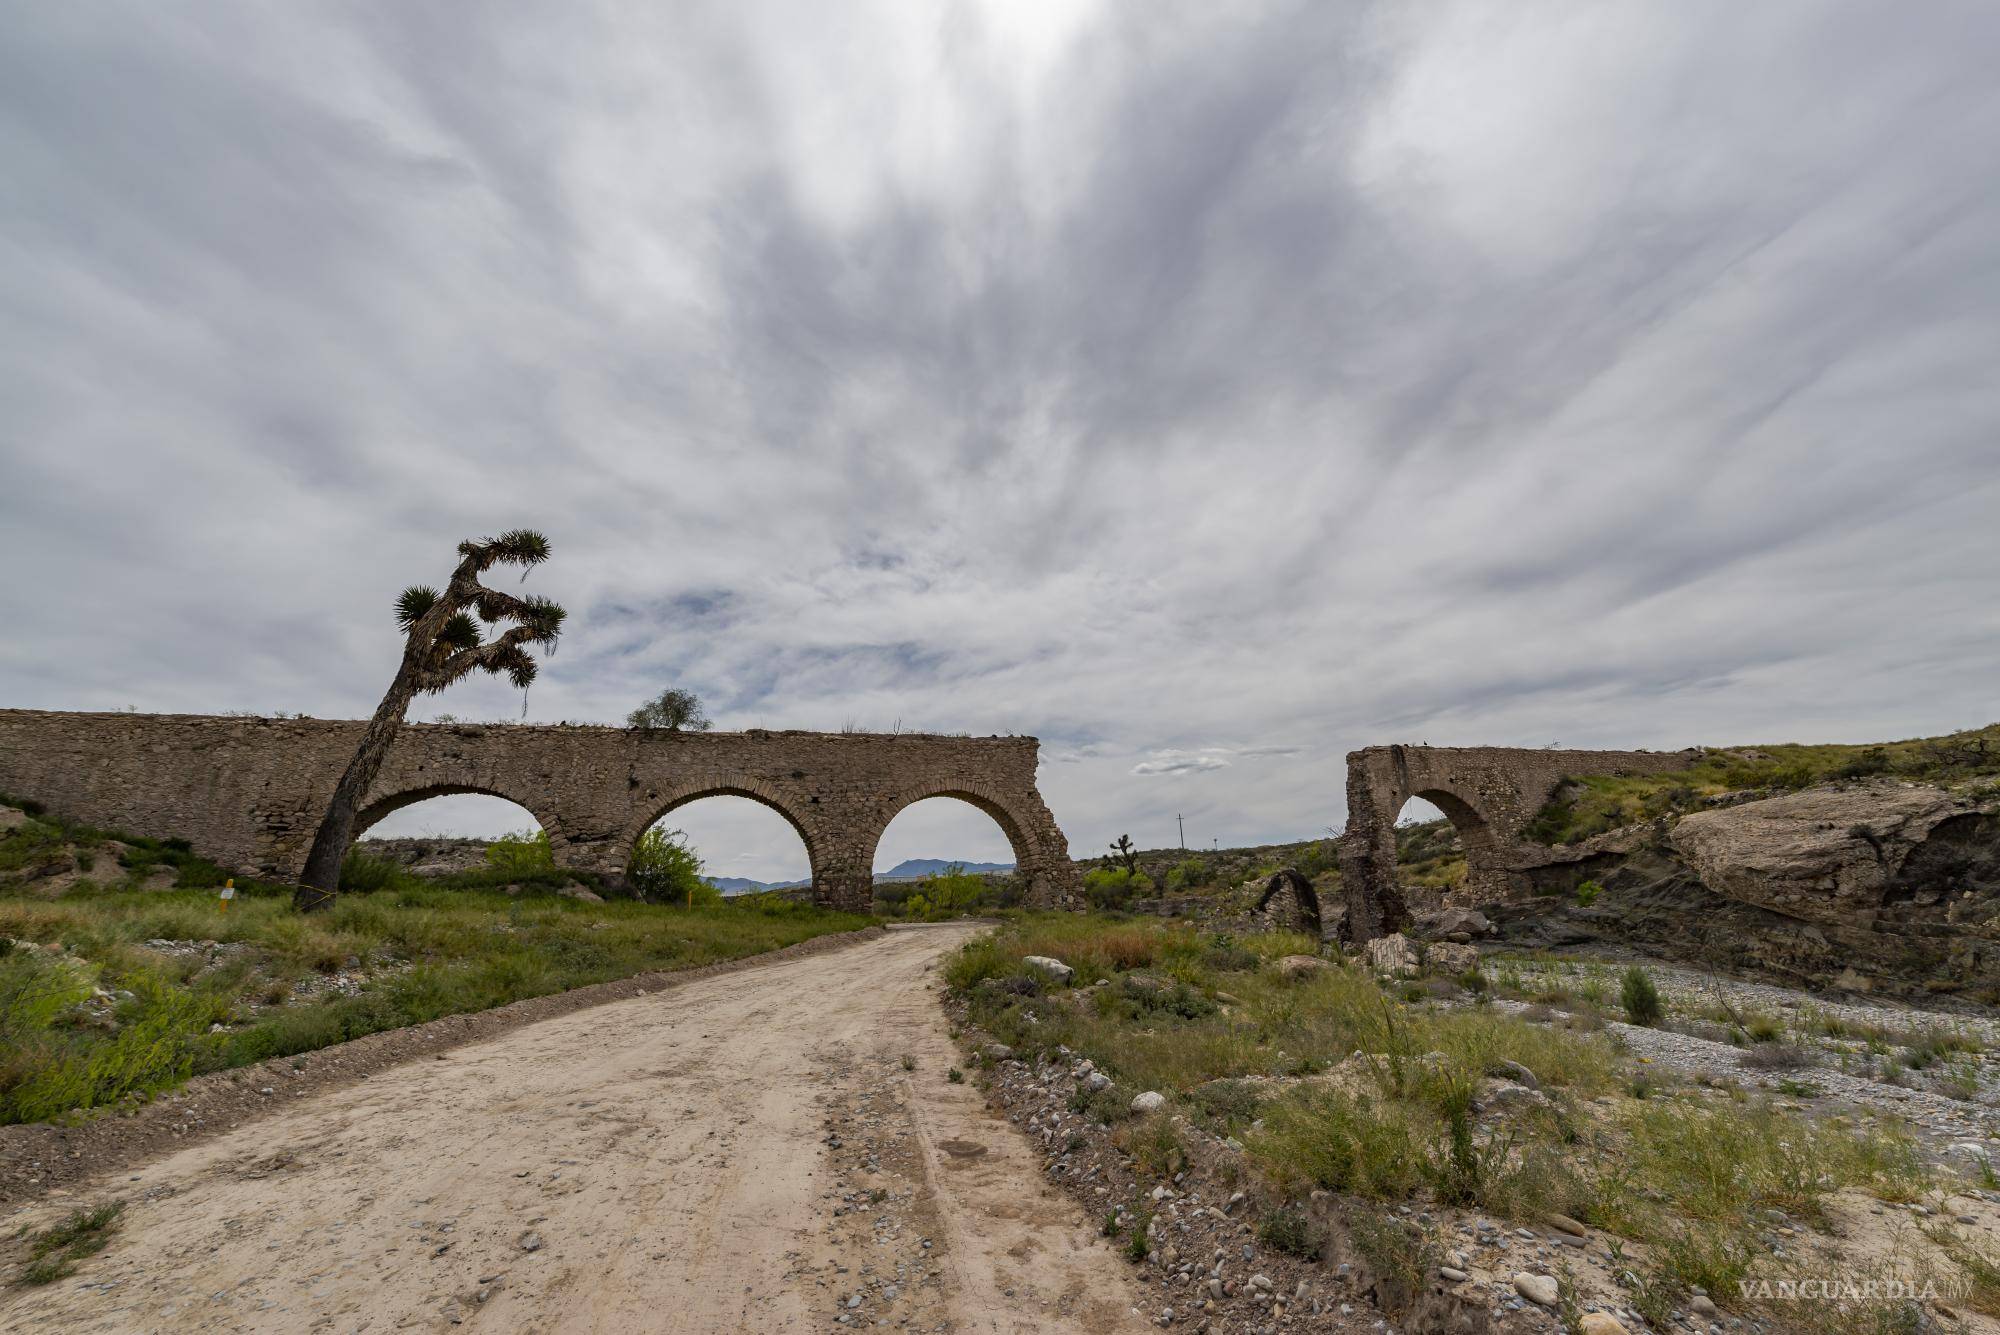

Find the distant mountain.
[
  {"left": 703, "top": 858, "right": 1013, "bottom": 895},
  {"left": 706, "top": 875, "right": 811, "bottom": 896},
  {"left": 874, "top": 858, "right": 1014, "bottom": 881}
]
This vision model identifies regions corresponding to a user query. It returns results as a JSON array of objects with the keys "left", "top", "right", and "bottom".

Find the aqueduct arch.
[
  {"left": 1339, "top": 743, "right": 1696, "bottom": 941},
  {"left": 621, "top": 774, "right": 825, "bottom": 876},
  {"left": 1255, "top": 868, "right": 1324, "bottom": 939},
  {"left": 859, "top": 779, "right": 1076, "bottom": 910},
  {"left": 354, "top": 783, "right": 562, "bottom": 844},
  {"left": 0, "top": 709, "right": 1082, "bottom": 912}
]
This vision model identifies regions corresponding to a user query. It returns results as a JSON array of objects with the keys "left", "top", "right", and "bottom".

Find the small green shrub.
[
  {"left": 339, "top": 849, "right": 415, "bottom": 894},
  {"left": 1574, "top": 879, "right": 1602, "bottom": 907},
  {"left": 1082, "top": 867, "right": 1147, "bottom": 910},
  {"left": 484, "top": 829, "right": 555, "bottom": 875},
  {"left": 1258, "top": 1207, "right": 1321, "bottom": 1259},
  {"left": 628, "top": 827, "right": 713, "bottom": 905},
  {"left": 1621, "top": 967, "right": 1662, "bottom": 1026}
]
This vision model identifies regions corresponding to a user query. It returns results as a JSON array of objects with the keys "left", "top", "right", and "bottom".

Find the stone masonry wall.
[
  {"left": 0, "top": 709, "right": 1081, "bottom": 912},
  {"left": 1339, "top": 743, "right": 1696, "bottom": 941}
]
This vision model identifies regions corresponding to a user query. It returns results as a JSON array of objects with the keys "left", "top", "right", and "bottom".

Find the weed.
[
  {"left": 1349, "top": 1214, "right": 1438, "bottom": 1318},
  {"left": 900, "top": 1054, "right": 915, "bottom": 1072},
  {"left": 1114, "top": 1113, "right": 1187, "bottom": 1179},
  {"left": 947, "top": 1067, "right": 963, "bottom": 1084},
  {"left": 1257, "top": 1207, "right": 1321, "bottom": 1260},
  {"left": 17, "top": 1202, "right": 123, "bottom": 1285}
]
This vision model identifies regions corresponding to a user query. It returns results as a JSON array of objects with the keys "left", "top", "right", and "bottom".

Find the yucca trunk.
[{"left": 294, "top": 667, "right": 421, "bottom": 911}]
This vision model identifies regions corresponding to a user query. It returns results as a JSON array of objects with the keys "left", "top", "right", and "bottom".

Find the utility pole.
[{"left": 1177, "top": 813, "right": 1185, "bottom": 850}]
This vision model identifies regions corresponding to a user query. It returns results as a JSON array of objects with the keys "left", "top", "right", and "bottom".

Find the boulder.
[
  {"left": 1579, "top": 1314, "right": 1629, "bottom": 1335},
  {"left": 1022, "top": 955, "right": 1074, "bottom": 985},
  {"left": 557, "top": 885, "right": 605, "bottom": 904},
  {"left": 0, "top": 807, "right": 30, "bottom": 833},
  {"left": 1425, "top": 942, "right": 1481, "bottom": 975},
  {"left": 1363, "top": 932, "right": 1417, "bottom": 978},
  {"left": 1671, "top": 782, "right": 1970, "bottom": 927},
  {"left": 1422, "top": 906, "right": 1493, "bottom": 939},
  {"left": 1276, "top": 954, "right": 1331, "bottom": 981},
  {"left": 1479, "top": 1081, "right": 1552, "bottom": 1115},
  {"left": 1130, "top": 1090, "right": 1167, "bottom": 1114}
]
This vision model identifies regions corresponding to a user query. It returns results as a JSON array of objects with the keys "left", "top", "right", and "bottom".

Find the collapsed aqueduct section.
[
  {"left": 0, "top": 709, "right": 1082, "bottom": 912},
  {"left": 1339, "top": 742, "right": 1698, "bottom": 940}
]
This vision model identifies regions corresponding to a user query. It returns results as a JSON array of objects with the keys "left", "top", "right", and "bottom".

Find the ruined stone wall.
[
  {"left": 1339, "top": 743, "right": 1696, "bottom": 940},
  {"left": 0, "top": 709, "right": 1080, "bottom": 912}
]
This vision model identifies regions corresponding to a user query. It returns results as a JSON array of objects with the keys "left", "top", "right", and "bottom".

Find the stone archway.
[
  {"left": 0, "top": 710, "right": 1081, "bottom": 912},
  {"left": 353, "top": 783, "right": 564, "bottom": 846},
  {"left": 854, "top": 779, "right": 1080, "bottom": 912},
  {"left": 1255, "top": 868, "right": 1324, "bottom": 939},
  {"left": 620, "top": 774, "right": 824, "bottom": 901},
  {"left": 1339, "top": 743, "right": 1698, "bottom": 942}
]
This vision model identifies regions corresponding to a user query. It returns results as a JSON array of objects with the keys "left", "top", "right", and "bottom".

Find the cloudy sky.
[{"left": 4, "top": 2, "right": 1997, "bottom": 882}]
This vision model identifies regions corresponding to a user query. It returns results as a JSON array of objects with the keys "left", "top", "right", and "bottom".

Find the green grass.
[
  {"left": 1523, "top": 724, "right": 2000, "bottom": 844},
  {"left": 0, "top": 802, "right": 865, "bottom": 1125},
  {"left": 943, "top": 916, "right": 1936, "bottom": 1308},
  {"left": 1395, "top": 818, "right": 1466, "bottom": 893}
]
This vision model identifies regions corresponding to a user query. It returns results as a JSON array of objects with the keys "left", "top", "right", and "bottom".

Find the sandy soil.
[{"left": 0, "top": 924, "right": 1150, "bottom": 1334}]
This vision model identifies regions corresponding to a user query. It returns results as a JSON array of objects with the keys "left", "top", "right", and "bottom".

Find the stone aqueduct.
[
  {"left": 0, "top": 707, "right": 1699, "bottom": 934},
  {"left": 1339, "top": 743, "right": 1696, "bottom": 938},
  {"left": 0, "top": 709, "right": 1081, "bottom": 912}
]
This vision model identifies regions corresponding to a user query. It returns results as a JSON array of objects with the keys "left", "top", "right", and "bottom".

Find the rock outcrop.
[
  {"left": 1493, "top": 780, "right": 2000, "bottom": 999},
  {"left": 1669, "top": 782, "right": 1969, "bottom": 926}
]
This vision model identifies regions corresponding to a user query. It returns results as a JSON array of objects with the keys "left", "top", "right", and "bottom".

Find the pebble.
[{"left": 1514, "top": 1273, "right": 1559, "bottom": 1307}]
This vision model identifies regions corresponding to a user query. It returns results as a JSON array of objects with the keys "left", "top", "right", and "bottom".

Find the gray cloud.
[{"left": 4, "top": 1, "right": 1998, "bottom": 879}]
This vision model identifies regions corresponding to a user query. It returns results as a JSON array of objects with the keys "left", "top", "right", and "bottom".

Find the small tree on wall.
[
  {"left": 627, "top": 688, "right": 711, "bottom": 732},
  {"left": 294, "top": 532, "right": 566, "bottom": 912}
]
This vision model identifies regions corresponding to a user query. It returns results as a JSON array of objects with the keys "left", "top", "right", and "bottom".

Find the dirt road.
[{"left": 0, "top": 925, "right": 1151, "bottom": 1334}]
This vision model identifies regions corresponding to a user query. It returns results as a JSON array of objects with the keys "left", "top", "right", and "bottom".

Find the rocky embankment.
[{"left": 1497, "top": 780, "right": 2000, "bottom": 1000}]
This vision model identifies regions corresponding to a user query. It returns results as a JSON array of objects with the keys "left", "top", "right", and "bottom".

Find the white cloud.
[{"left": 3, "top": 1, "right": 1997, "bottom": 875}]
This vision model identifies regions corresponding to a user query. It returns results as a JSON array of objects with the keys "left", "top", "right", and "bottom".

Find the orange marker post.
[{"left": 219, "top": 877, "right": 236, "bottom": 913}]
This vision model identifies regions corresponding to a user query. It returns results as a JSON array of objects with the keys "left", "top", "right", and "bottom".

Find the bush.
[
  {"left": 886, "top": 865, "right": 995, "bottom": 921},
  {"left": 1738, "top": 1042, "right": 1814, "bottom": 1072},
  {"left": 1163, "top": 858, "right": 1212, "bottom": 892},
  {"left": 339, "top": 849, "right": 415, "bottom": 894},
  {"left": 485, "top": 829, "right": 555, "bottom": 876},
  {"left": 1621, "top": 967, "right": 1663, "bottom": 1026},
  {"left": 1575, "top": 879, "right": 1602, "bottom": 907},
  {"left": 1258, "top": 1207, "right": 1322, "bottom": 1259},
  {"left": 629, "top": 827, "right": 714, "bottom": 906},
  {"left": 1082, "top": 866, "right": 1147, "bottom": 910}
]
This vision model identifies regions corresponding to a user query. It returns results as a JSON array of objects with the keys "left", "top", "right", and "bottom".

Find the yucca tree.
[{"left": 293, "top": 531, "right": 567, "bottom": 911}]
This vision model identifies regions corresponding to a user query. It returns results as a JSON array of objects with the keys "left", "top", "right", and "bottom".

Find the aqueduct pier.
[{"left": 0, "top": 709, "right": 1081, "bottom": 911}]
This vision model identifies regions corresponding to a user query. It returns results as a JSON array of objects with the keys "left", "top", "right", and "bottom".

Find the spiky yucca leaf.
[
  {"left": 494, "top": 646, "right": 538, "bottom": 690},
  {"left": 491, "top": 529, "right": 552, "bottom": 565},
  {"left": 395, "top": 585, "right": 440, "bottom": 629},
  {"left": 439, "top": 613, "right": 481, "bottom": 652},
  {"left": 518, "top": 595, "right": 567, "bottom": 642}
]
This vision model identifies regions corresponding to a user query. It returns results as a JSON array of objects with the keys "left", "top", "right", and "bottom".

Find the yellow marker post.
[{"left": 219, "top": 877, "right": 236, "bottom": 913}]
